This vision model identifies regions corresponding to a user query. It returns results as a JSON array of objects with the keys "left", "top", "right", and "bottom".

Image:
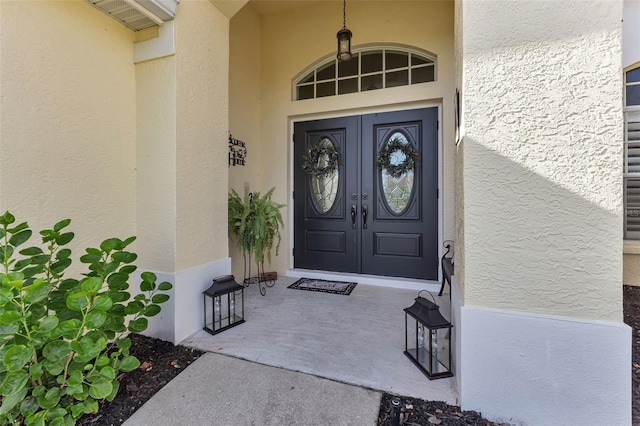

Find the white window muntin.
[{"left": 293, "top": 45, "right": 436, "bottom": 101}]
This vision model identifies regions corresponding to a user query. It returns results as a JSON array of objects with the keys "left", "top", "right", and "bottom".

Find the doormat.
[{"left": 288, "top": 278, "right": 357, "bottom": 296}]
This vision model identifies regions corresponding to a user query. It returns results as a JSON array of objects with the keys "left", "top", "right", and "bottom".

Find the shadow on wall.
[
  {"left": 461, "top": 137, "right": 621, "bottom": 320},
  {"left": 455, "top": 136, "right": 626, "bottom": 426}
]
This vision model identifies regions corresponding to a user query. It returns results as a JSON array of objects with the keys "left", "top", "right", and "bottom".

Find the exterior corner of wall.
[
  {"left": 134, "top": 257, "right": 232, "bottom": 345},
  {"left": 174, "top": 257, "right": 231, "bottom": 344},
  {"left": 450, "top": 275, "right": 464, "bottom": 403},
  {"left": 135, "top": 270, "right": 177, "bottom": 343},
  {"left": 174, "top": 0, "right": 230, "bottom": 270}
]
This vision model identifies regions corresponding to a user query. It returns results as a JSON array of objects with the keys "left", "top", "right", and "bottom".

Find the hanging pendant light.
[{"left": 336, "top": 0, "right": 352, "bottom": 61}]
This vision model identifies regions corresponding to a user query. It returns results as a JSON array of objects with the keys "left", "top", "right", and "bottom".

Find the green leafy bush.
[{"left": 0, "top": 212, "right": 172, "bottom": 425}]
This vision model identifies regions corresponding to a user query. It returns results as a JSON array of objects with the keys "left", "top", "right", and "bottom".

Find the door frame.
[{"left": 287, "top": 102, "right": 444, "bottom": 287}]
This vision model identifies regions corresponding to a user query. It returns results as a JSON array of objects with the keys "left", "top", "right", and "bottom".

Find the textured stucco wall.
[
  {"left": 452, "top": 0, "right": 465, "bottom": 398},
  {"left": 453, "top": 0, "right": 465, "bottom": 299},
  {"left": 252, "top": 0, "right": 455, "bottom": 275},
  {"left": 229, "top": 4, "right": 263, "bottom": 280},
  {"left": 174, "top": 0, "right": 229, "bottom": 271},
  {"left": 455, "top": 5, "right": 630, "bottom": 424},
  {"left": 137, "top": 0, "right": 233, "bottom": 342},
  {"left": 461, "top": 0, "right": 623, "bottom": 321},
  {"left": 136, "top": 56, "right": 177, "bottom": 272},
  {"left": 0, "top": 0, "right": 136, "bottom": 260}
]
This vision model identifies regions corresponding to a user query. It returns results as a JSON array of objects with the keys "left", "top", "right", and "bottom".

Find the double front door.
[{"left": 293, "top": 108, "right": 438, "bottom": 280}]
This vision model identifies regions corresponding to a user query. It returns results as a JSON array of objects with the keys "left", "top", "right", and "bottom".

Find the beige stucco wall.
[
  {"left": 230, "top": 0, "right": 455, "bottom": 276},
  {"left": 134, "top": 0, "right": 234, "bottom": 342},
  {"left": 229, "top": 4, "right": 263, "bottom": 279},
  {"left": 460, "top": 0, "right": 623, "bottom": 321},
  {"left": 136, "top": 0, "right": 231, "bottom": 274},
  {"left": 453, "top": 0, "right": 465, "bottom": 298},
  {"left": 136, "top": 56, "right": 177, "bottom": 271},
  {"left": 0, "top": 0, "right": 229, "bottom": 275},
  {"left": 174, "top": 0, "right": 230, "bottom": 271},
  {"left": 0, "top": 0, "right": 136, "bottom": 259}
]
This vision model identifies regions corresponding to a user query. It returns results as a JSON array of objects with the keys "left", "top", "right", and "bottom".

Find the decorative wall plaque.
[{"left": 229, "top": 134, "right": 247, "bottom": 166}]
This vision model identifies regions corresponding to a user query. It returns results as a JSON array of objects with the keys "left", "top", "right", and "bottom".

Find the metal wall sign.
[{"left": 229, "top": 134, "right": 247, "bottom": 166}]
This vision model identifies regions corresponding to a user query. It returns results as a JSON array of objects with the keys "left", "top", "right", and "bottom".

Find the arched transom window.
[{"left": 294, "top": 46, "right": 436, "bottom": 101}]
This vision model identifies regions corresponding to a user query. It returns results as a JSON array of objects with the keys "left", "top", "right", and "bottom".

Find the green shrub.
[{"left": 0, "top": 212, "right": 172, "bottom": 425}]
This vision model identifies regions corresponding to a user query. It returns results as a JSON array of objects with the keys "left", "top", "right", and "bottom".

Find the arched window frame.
[
  {"left": 292, "top": 44, "right": 437, "bottom": 101},
  {"left": 624, "top": 63, "right": 640, "bottom": 239}
]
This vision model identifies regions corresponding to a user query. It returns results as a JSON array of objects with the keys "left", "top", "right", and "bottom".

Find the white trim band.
[{"left": 458, "top": 303, "right": 631, "bottom": 425}]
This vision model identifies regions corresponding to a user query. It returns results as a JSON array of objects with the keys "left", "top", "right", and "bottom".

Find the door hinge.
[
  {"left": 292, "top": 134, "right": 295, "bottom": 143},
  {"left": 292, "top": 191, "right": 295, "bottom": 199},
  {"left": 437, "top": 120, "right": 439, "bottom": 131},
  {"left": 437, "top": 188, "right": 439, "bottom": 199},
  {"left": 292, "top": 248, "right": 295, "bottom": 257}
]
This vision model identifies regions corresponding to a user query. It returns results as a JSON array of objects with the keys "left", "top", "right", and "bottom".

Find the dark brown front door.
[{"left": 293, "top": 108, "right": 439, "bottom": 280}]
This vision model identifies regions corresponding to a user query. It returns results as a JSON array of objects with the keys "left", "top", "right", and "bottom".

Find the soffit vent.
[{"left": 86, "top": 0, "right": 179, "bottom": 31}]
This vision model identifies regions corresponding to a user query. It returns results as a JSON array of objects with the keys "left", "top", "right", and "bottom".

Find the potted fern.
[{"left": 228, "top": 187, "right": 284, "bottom": 294}]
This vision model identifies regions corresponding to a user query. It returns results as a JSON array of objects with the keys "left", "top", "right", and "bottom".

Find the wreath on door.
[
  {"left": 376, "top": 137, "right": 419, "bottom": 178},
  {"left": 302, "top": 141, "right": 339, "bottom": 178}
]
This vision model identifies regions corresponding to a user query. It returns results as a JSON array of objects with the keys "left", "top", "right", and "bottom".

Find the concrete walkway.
[
  {"left": 123, "top": 352, "right": 381, "bottom": 425},
  {"left": 124, "top": 277, "right": 458, "bottom": 425}
]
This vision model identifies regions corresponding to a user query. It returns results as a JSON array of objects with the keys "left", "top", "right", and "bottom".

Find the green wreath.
[
  {"left": 302, "top": 142, "right": 339, "bottom": 178},
  {"left": 377, "top": 137, "right": 419, "bottom": 178}
]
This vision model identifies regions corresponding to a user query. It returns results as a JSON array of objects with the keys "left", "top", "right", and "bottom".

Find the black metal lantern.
[
  {"left": 404, "top": 293, "right": 453, "bottom": 379},
  {"left": 336, "top": 0, "right": 352, "bottom": 61},
  {"left": 203, "top": 275, "right": 245, "bottom": 335}
]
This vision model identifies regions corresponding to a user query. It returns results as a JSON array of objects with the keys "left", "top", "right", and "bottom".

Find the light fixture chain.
[{"left": 343, "top": 0, "right": 347, "bottom": 29}]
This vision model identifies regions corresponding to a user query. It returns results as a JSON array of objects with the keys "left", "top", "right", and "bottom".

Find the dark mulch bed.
[
  {"left": 78, "top": 287, "right": 640, "bottom": 425},
  {"left": 624, "top": 285, "right": 640, "bottom": 426},
  {"left": 376, "top": 393, "right": 507, "bottom": 425},
  {"left": 78, "top": 334, "right": 204, "bottom": 425}
]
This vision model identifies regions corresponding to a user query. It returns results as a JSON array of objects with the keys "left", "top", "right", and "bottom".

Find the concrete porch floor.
[{"left": 180, "top": 275, "right": 459, "bottom": 405}]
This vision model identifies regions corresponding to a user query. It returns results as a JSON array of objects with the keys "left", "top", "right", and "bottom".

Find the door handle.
[
  {"left": 362, "top": 204, "right": 368, "bottom": 229},
  {"left": 350, "top": 204, "right": 357, "bottom": 229}
]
